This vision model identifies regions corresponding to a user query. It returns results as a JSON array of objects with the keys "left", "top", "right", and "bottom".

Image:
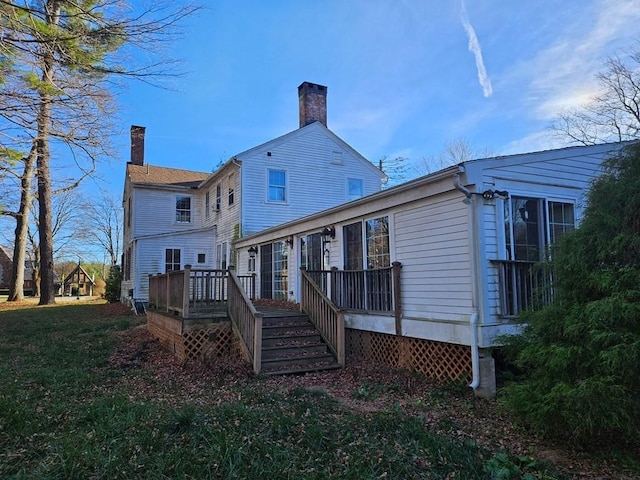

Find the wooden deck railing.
[
  {"left": 228, "top": 269, "right": 262, "bottom": 374},
  {"left": 306, "top": 262, "right": 402, "bottom": 325},
  {"left": 147, "top": 266, "right": 256, "bottom": 317},
  {"left": 492, "top": 260, "right": 554, "bottom": 317},
  {"left": 300, "top": 269, "right": 345, "bottom": 366}
]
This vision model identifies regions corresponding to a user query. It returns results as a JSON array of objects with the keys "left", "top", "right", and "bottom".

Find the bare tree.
[
  {"left": 378, "top": 155, "right": 410, "bottom": 189},
  {"left": 26, "top": 189, "right": 83, "bottom": 296},
  {"left": 83, "top": 191, "right": 122, "bottom": 266},
  {"left": 551, "top": 45, "right": 640, "bottom": 145},
  {"left": 0, "top": 0, "right": 200, "bottom": 304},
  {"left": 415, "top": 138, "right": 494, "bottom": 176}
]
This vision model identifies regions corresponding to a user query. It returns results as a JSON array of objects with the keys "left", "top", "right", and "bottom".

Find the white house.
[
  {"left": 233, "top": 141, "right": 629, "bottom": 396},
  {"left": 121, "top": 82, "right": 386, "bottom": 302}
]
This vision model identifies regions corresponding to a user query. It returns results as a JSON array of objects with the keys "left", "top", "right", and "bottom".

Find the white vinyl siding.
[
  {"left": 394, "top": 192, "right": 473, "bottom": 322},
  {"left": 241, "top": 124, "right": 383, "bottom": 236}
]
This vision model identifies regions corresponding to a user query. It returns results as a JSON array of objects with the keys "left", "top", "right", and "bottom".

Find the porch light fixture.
[
  {"left": 284, "top": 235, "right": 294, "bottom": 248},
  {"left": 465, "top": 189, "right": 509, "bottom": 202},
  {"left": 481, "top": 189, "right": 509, "bottom": 200},
  {"left": 321, "top": 226, "right": 335, "bottom": 245},
  {"left": 248, "top": 246, "right": 258, "bottom": 258}
]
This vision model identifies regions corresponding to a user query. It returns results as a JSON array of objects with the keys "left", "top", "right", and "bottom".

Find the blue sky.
[{"left": 100, "top": 0, "right": 639, "bottom": 192}]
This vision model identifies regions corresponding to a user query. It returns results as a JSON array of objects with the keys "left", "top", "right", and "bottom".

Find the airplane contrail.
[{"left": 460, "top": 0, "right": 493, "bottom": 97}]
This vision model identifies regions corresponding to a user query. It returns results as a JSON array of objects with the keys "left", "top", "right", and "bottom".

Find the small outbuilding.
[{"left": 63, "top": 263, "right": 96, "bottom": 297}]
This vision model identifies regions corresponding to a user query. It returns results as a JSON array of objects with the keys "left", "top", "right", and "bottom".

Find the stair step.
[
  {"left": 262, "top": 316, "right": 313, "bottom": 327},
  {"left": 262, "top": 325, "right": 317, "bottom": 337},
  {"left": 261, "top": 343, "right": 329, "bottom": 360},
  {"left": 262, "top": 363, "right": 342, "bottom": 376},
  {"left": 261, "top": 352, "right": 339, "bottom": 374},
  {"left": 262, "top": 333, "right": 322, "bottom": 348}
]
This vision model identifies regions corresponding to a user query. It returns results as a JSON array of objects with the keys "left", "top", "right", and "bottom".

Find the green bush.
[
  {"left": 502, "top": 143, "right": 640, "bottom": 447},
  {"left": 104, "top": 265, "right": 122, "bottom": 303}
]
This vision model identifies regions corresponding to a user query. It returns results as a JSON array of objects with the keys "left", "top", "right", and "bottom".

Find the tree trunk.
[
  {"left": 36, "top": 0, "right": 60, "bottom": 306},
  {"left": 7, "top": 147, "right": 37, "bottom": 302}
]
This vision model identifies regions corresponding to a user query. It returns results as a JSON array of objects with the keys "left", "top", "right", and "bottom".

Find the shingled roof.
[{"left": 126, "top": 163, "right": 210, "bottom": 188}]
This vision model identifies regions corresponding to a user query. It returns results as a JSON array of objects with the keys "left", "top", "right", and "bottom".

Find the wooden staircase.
[{"left": 260, "top": 310, "right": 340, "bottom": 375}]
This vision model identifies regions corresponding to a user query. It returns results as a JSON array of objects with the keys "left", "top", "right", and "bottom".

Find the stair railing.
[
  {"left": 227, "top": 268, "right": 263, "bottom": 374},
  {"left": 300, "top": 268, "right": 345, "bottom": 366}
]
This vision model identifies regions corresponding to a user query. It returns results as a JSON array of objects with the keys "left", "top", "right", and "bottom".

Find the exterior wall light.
[
  {"left": 248, "top": 246, "right": 258, "bottom": 258},
  {"left": 321, "top": 226, "right": 335, "bottom": 245},
  {"left": 480, "top": 189, "right": 509, "bottom": 200}
]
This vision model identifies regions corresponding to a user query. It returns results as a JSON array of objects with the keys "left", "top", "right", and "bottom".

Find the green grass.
[{"left": 0, "top": 302, "right": 565, "bottom": 479}]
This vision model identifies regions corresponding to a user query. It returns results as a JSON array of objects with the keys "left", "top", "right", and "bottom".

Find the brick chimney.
[
  {"left": 130, "top": 125, "right": 146, "bottom": 165},
  {"left": 298, "top": 82, "right": 327, "bottom": 128}
]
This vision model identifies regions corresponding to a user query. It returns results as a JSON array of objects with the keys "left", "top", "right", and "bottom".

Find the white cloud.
[
  {"left": 459, "top": 0, "right": 493, "bottom": 98},
  {"left": 517, "top": 0, "right": 640, "bottom": 119}
]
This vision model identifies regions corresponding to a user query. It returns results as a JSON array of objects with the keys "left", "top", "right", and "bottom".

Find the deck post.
[
  {"left": 251, "top": 272, "right": 256, "bottom": 301},
  {"left": 165, "top": 272, "right": 170, "bottom": 313},
  {"left": 392, "top": 261, "right": 402, "bottom": 335},
  {"left": 253, "top": 313, "right": 263, "bottom": 374},
  {"left": 182, "top": 265, "right": 191, "bottom": 319}
]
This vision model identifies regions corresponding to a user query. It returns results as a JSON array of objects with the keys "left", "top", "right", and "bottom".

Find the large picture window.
[
  {"left": 175, "top": 196, "right": 191, "bottom": 223},
  {"left": 268, "top": 169, "right": 286, "bottom": 202},
  {"left": 504, "top": 196, "right": 575, "bottom": 261}
]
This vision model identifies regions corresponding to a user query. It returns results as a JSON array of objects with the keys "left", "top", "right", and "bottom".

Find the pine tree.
[
  {"left": 0, "top": 1, "right": 198, "bottom": 303},
  {"left": 503, "top": 143, "right": 640, "bottom": 447}
]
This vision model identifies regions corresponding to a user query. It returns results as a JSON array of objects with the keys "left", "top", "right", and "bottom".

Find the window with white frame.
[
  {"left": 504, "top": 196, "right": 575, "bottom": 261},
  {"left": 228, "top": 174, "right": 235, "bottom": 206},
  {"left": 205, "top": 191, "right": 210, "bottom": 219},
  {"left": 165, "top": 248, "right": 180, "bottom": 272},
  {"left": 268, "top": 169, "right": 286, "bottom": 202},
  {"left": 347, "top": 178, "right": 364, "bottom": 201},
  {"left": 175, "top": 196, "right": 191, "bottom": 223},
  {"left": 365, "top": 216, "right": 390, "bottom": 269},
  {"left": 216, "top": 242, "right": 228, "bottom": 270},
  {"left": 215, "top": 184, "right": 221, "bottom": 211}
]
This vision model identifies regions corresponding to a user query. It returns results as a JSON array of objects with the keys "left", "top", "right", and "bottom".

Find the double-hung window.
[
  {"left": 228, "top": 174, "right": 235, "bottom": 206},
  {"left": 348, "top": 178, "right": 364, "bottom": 201},
  {"left": 268, "top": 169, "right": 286, "bottom": 202},
  {"left": 205, "top": 192, "right": 210, "bottom": 219},
  {"left": 175, "top": 196, "right": 191, "bottom": 223},
  {"left": 165, "top": 249, "right": 180, "bottom": 272},
  {"left": 365, "top": 216, "right": 390, "bottom": 269}
]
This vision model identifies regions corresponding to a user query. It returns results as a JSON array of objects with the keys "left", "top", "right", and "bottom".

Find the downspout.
[{"left": 454, "top": 170, "right": 481, "bottom": 390}]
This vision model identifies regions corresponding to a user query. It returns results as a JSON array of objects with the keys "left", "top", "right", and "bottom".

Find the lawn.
[{"left": 0, "top": 300, "right": 632, "bottom": 479}]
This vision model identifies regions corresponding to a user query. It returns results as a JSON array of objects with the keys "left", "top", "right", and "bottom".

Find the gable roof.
[
  {"left": 233, "top": 121, "right": 384, "bottom": 178},
  {"left": 126, "top": 163, "right": 210, "bottom": 188},
  {"left": 0, "top": 245, "right": 11, "bottom": 261},
  {"left": 63, "top": 264, "right": 96, "bottom": 286}
]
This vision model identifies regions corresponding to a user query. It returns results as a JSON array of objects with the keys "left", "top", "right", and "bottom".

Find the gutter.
[{"left": 454, "top": 168, "right": 481, "bottom": 390}]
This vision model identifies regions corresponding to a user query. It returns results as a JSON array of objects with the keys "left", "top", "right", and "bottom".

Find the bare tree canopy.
[
  {"left": 416, "top": 138, "right": 494, "bottom": 176},
  {"left": 0, "top": 0, "right": 200, "bottom": 304},
  {"left": 551, "top": 44, "right": 640, "bottom": 145}
]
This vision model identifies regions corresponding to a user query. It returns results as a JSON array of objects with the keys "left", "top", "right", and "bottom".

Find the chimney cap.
[{"left": 298, "top": 81, "right": 328, "bottom": 92}]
